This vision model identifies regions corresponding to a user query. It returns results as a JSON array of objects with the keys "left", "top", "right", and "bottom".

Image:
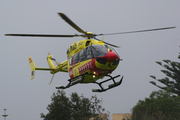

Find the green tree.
[
  {"left": 40, "top": 90, "right": 108, "bottom": 120},
  {"left": 90, "top": 95, "right": 106, "bottom": 120},
  {"left": 70, "top": 92, "right": 93, "bottom": 119},
  {"left": 150, "top": 50, "right": 180, "bottom": 96},
  {"left": 40, "top": 90, "right": 72, "bottom": 120},
  {"left": 131, "top": 90, "right": 180, "bottom": 120}
]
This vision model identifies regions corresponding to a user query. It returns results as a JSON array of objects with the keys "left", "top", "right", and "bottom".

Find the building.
[
  {"left": 89, "top": 114, "right": 108, "bottom": 120},
  {"left": 112, "top": 113, "right": 131, "bottom": 120}
]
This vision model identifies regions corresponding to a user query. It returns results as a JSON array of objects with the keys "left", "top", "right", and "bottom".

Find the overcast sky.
[{"left": 0, "top": 0, "right": 180, "bottom": 120}]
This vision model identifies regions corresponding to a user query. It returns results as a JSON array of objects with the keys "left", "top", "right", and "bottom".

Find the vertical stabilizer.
[
  {"left": 47, "top": 53, "right": 55, "bottom": 69},
  {"left": 28, "top": 56, "right": 36, "bottom": 80}
]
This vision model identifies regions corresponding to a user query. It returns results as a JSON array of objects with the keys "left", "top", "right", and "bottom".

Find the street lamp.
[{"left": 2, "top": 108, "right": 8, "bottom": 120}]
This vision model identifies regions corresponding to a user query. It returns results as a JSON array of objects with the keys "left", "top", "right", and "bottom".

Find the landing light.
[{"left": 93, "top": 75, "right": 95, "bottom": 78}]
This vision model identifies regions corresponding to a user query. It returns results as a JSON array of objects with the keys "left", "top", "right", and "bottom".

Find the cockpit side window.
[
  {"left": 74, "top": 53, "right": 79, "bottom": 63},
  {"left": 70, "top": 53, "right": 79, "bottom": 65}
]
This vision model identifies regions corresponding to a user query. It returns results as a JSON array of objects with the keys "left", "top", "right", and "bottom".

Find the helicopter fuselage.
[{"left": 67, "top": 39, "right": 120, "bottom": 83}]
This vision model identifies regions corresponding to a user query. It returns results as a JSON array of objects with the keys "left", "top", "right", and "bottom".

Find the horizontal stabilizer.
[{"left": 35, "top": 68, "right": 54, "bottom": 71}]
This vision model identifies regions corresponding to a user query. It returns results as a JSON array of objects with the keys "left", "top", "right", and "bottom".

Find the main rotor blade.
[
  {"left": 58, "top": 13, "right": 87, "bottom": 34},
  {"left": 96, "top": 27, "right": 176, "bottom": 36},
  {"left": 94, "top": 38, "right": 120, "bottom": 48},
  {"left": 5, "top": 34, "right": 81, "bottom": 37},
  {"left": 103, "top": 41, "right": 120, "bottom": 48}
]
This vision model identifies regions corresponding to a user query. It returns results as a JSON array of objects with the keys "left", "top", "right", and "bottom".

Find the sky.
[{"left": 0, "top": 0, "right": 180, "bottom": 120}]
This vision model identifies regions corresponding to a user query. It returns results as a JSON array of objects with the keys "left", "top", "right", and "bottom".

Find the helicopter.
[{"left": 5, "top": 13, "right": 175, "bottom": 92}]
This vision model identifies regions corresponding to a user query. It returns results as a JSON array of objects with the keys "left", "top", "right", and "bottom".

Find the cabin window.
[
  {"left": 86, "top": 41, "right": 91, "bottom": 46},
  {"left": 69, "top": 57, "right": 72, "bottom": 65},
  {"left": 70, "top": 45, "right": 109, "bottom": 65}
]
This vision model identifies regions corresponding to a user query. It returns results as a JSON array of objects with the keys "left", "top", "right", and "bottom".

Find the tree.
[
  {"left": 150, "top": 50, "right": 180, "bottom": 96},
  {"left": 70, "top": 92, "right": 93, "bottom": 119},
  {"left": 40, "top": 90, "right": 72, "bottom": 120},
  {"left": 131, "top": 90, "right": 180, "bottom": 120},
  {"left": 90, "top": 95, "right": 106, "bottom": 120},
  {"left": 40, "top": 90, "right": 108, "bottom": 120}
]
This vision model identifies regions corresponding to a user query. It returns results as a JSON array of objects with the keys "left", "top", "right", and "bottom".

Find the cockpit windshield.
[{"left": 91, "top": 45, "right": 108, "bottom": 57}]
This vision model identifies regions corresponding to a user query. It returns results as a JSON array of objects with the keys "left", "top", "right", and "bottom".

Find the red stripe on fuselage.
[
  {"left": 69, "top": 57, "right": 116, "bottom": 79},
  {"left": 69, "top": 68, "right": 73, "bottom": 78},
  {"left": 78, "top": 60, "right": 94, "bottom": 74}
]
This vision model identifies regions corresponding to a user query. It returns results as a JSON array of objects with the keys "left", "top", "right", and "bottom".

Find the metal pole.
[{"left": 2, "top": 108, "right": 8, "bottom": 120}]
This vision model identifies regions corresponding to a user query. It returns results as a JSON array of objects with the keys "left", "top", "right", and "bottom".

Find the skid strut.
[
  {"left": 92, "top": 75, "right": 123, "bottom": 92},
  {"left": 56, "top": 73, "right": 86, "bottom": 89}
]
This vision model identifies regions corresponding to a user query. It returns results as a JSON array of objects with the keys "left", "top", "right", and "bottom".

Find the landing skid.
[
  {"left": 56, "top": 73, "right": 87, "bottom": 89},
  {"left": 56, "top": 73, "right": 123, "bottom": 92},
  {"left": 92, "top": 75, "right": 123, "bottom": 92}
]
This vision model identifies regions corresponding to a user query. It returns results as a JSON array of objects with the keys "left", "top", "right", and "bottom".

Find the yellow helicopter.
[{"left": 5, "top": 13, "right": 175, "bottom": 92}]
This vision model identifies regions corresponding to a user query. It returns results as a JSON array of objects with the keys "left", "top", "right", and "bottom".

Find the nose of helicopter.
[
  {"left": 96, "top": 50, "right": 120, "bottom": 65},
  {"left": 105, "top": 50, "right": 119, "bottom": 62}
]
